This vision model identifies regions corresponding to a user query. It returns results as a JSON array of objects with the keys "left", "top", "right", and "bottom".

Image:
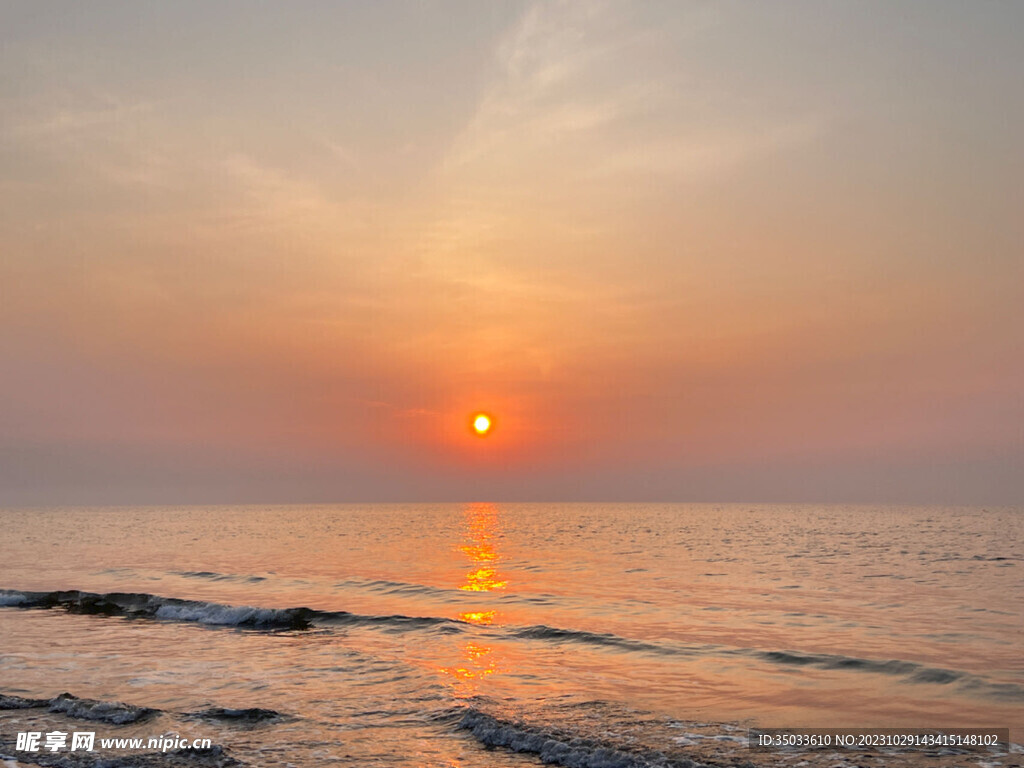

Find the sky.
[{"left": 1, "top": 1, "right": 1021, "bottom": 505}]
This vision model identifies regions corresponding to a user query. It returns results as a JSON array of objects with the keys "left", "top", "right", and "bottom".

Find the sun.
[{"left": 472, "top": 413, "right": 492, "bottom": 436}]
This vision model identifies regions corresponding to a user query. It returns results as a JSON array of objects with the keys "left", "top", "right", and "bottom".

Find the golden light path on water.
[{"left": 440, "top": 503, "right": 505, "bottom": 687}]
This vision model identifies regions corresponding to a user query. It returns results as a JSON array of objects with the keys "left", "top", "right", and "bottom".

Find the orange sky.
[{"left": 1, "top": 2, "right": 1021, "bottom": 504}]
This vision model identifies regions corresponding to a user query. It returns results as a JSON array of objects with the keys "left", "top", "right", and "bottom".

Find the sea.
[{"left": 0, "top": 503, "right": 1021, "bottom": 768}]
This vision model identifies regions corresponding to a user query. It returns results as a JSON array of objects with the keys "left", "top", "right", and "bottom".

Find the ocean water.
[{"left": 0, "top": 503, "right": 1021, "bottom": 767}]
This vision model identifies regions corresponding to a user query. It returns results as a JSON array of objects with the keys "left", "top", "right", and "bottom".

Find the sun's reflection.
[
  {"left": 440, "top": 641, "right": 497, "bottom": 682},
  {"left": 439, "top": 503, "right": 506, "bottom": 690},
  {"left": 457, "top": 503, "right": 507, "bottom": 593},
  {"left": 458, "top": 609, "right": 496, "bottom": 625}
]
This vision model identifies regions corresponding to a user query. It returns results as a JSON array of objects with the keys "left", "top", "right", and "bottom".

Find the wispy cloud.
[{"left": 444, "top": 1, "right": 820, "bottom": 183}]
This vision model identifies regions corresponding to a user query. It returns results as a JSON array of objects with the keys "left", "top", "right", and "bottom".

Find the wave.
[
  {"left": 511, "top": 625, "right": 694, "bottom": 656},
  {"left": 334, "top": 576, "right": 457, "bottom": 599},
  {"left": 1, "top": 689, "right": 287, "bottom": 727},
  {"left": 0, "top": 692, "right": 156, "bottom": 724},
  {"left": 4, "top": 587, "right": 1019, "bottom": 704},
  {"left": 49, "top": 692, "right": 158, "bottom": 725},
  {"left": 0, "top": 693, "right": 50, "bottom": 709},
  {"left": 456, "top": 708, "right": 698, "bottom": 768},
  {"left": 0, "top": 588, "right": 462, "bottom": 633},
  {"left": 756, "top": 649, "right": 919, "bottom": 675},
  {"left": 506, "top": 627, "right": 1024, "bottom": 702},
  {"left": 0, "top": 689, "right": 262, "bottom": 766},
  {"left": 173, "top": 570, "right": 267, "bottom": 584},
  {"left": 750, "top": 649, "right": 1024, "bottom": 701},
  {"left": 334, "top": 577, "right": 562, "bottom": 610},
  {"left": 188, "top": 707, "right": 284, "bottom": 723}
]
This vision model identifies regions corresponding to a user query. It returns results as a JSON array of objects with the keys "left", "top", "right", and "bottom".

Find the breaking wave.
[
  {"left": 1, "top": 688, "right": 287, "bottom": 726},
  {"left": 455, "top": 707, "right": 700, "bottom": 768},
  {"left": 0, "top": 692, "right": 156, "bottom": 724},
  {"left": 0, "top": 588, "right": 461, "bottom": 633}
]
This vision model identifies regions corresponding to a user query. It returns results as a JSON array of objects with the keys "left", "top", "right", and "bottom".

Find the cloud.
[{"left": 443, "top": 1, "right": 820, "bottom": 185}]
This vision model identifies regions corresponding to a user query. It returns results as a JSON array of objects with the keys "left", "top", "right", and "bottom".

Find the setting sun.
[{"left": 472, "top": 414, "right": 492, "bottom": 436}]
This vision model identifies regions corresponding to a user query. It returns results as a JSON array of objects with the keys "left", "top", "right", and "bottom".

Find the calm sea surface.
[{"left": 1, "top": 504, "right": 1021, "bottom": 767}]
